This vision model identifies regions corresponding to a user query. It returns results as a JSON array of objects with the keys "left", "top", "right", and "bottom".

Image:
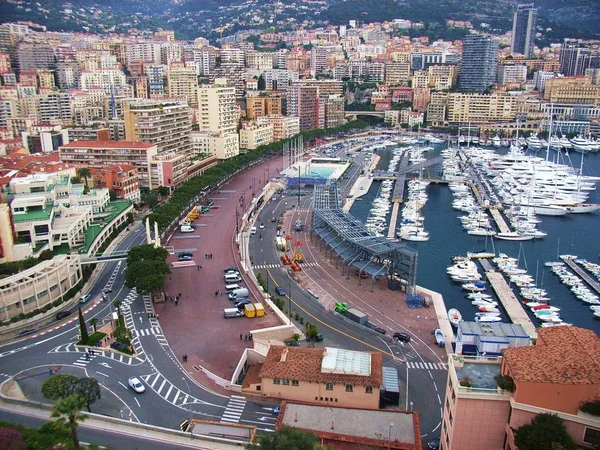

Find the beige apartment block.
[
  {"left": 543, "top": 76, "right": 600, "bottom": 106},
  {"left": 446, "top": 93, "right": 517, "bottom": 124},
  {"left": 167, "top": 64, "right": 198, "bottom": 107},
  {"left": 253, "top": 346, "right": 382, "bottom": 410},
  {"left": 257, "top": 114, "right": 300, "bottom": 141},
  {"left": 239, "top": 123, "right": 273, "bottom": 150},
  {"left": 0, "top": 255, "right": 83, "bottom": 322},
  {"left": 197, "top": 78, "right": 238, "bottom": 134},
  {"left": 246, "top": 94, "right": 283, "bottom": 120},
  {"left": 385, "top": 61, "right": 411, "bottom": 85}
]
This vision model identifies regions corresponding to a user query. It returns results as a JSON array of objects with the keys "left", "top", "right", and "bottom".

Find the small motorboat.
[
  {"left": 475, "top": 315, "right": 502, "bottom": 323},
  {"left": 475, "top": 311, "right": 501, "bottom": 317},
  {"left": 434, "top": 329, "right": 446, "bottom": 347},
  {"left": 478, "top": 305, "right": 500, "bottom": 313},
  {"left": 448, "top": 308, "right": 462, "bottom": 327}
]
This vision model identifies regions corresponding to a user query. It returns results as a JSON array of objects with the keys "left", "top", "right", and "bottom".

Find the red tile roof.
[
  {"left": 503, "top": 326, "right": 600, "bottom": 385},
  {"left": 60, "top": 140, "right": 155, "bottom": 149},
  {"left": 259, "top": 346, "right": 382, "bottom": 387}
]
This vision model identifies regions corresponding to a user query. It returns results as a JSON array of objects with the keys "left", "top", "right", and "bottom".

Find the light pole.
[
  {"left": 388, "top": 423, "right": 394, "bottom": 450},
  {"left": 235, "top": 208, "right": 239, "bottom": 234},
  {"left": 182, "top": 377, "right": 193, "bottom": 439}
]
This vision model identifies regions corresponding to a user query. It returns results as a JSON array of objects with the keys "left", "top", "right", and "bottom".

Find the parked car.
[
  {"left": 393, "top": 332, "right": 411, "bottom": 343},
  {"left": 365, "top": 323, "right": 386, "bottom": 335},
  {"left": 179, "top": 252, "right": 193, "bottom": 258},
  {"left": 427, "top": 437, "right": 440, "bottom": 450},
  {"left": 55, "top": 310, "right": 72, "bottom": 320},
  {"left": 79, "top": 294, "right": 91, "bottom": 304},
  {"left": 178, "top": 254, "right": 193, "bottom": 261},
  {"left": 259, "top": 223, "right": 265, "bottom": 229},
  {"left": 234, "top": 298, "right": 251, "bottom": 309},
  {"left": 128, "top": 376, "right": 145, "bottom": 394},
  {"left": 223, "top": 267, "right": 239, "bottom": 274},
  {"left": 275, "top": 286, "right": 286, "bottom": 296},
  {"left": 19, "top": 329, "right": 36, "bottom": 337}
]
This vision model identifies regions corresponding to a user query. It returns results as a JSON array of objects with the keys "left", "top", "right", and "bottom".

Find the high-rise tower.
[
  {"left": 511, "top": 3, "right": 537, "bottom": 58},
  {"left": 458, "top": 35, "right": 499, "bottom": 93}
]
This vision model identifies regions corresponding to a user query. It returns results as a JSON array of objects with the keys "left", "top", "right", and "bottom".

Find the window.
[
  {"left": 583, "top": 427, "right": 600, "bottom": 447},
  {"left": 345, "top": 384, "right": 353, "bottom": 392},
  {"left": 37, "top": 290, "right": 48, "bottom": 299},
  {"left": 326, "top": 383, "right": 333, "bottom": 391},
  {"left": 365, "top": 386, "right": 373, "bottom": 394},
  {"left": 282, "top": 378, "right": 290, "bottom": 385},
  {"left": 292, "top": 380, "right": 299, "bottom": 386},
  {"left": 273, "top": 378, "right": 280, "bottom": 385},
  {"left": 256, "top": 386, "right": 261, "bottom": 391}
]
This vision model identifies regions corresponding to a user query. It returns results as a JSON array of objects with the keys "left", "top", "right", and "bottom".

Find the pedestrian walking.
[
  {"left": 178, "top": 292, "right": 182, "bottom": 298},
  {"left": 205, "top": 253, "right": 208, "bottom": 259},
  {"left": 175, "top": 298, "right": 179, "bottom": 306},
  {"left": 240, "top": 334, "right": 243, "bottom": 340},
  {"left": 197, "top": 265, "right": 200, "bottom": 270},
  {"left": 215, "top": 290, "right": 219, "bottom": 297}
]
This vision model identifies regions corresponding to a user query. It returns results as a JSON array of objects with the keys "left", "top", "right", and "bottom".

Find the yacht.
[
  {"left": 492, "top": 135, "right": 501, "bottom": 147},
  {"left": 570, "top": 136, "right": 592, "bottom": 153},
  {"left": 526, "top": 134, "right": 543, "bottom": 150}
]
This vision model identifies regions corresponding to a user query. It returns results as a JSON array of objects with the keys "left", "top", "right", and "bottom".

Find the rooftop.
[
  {"left": 12, "top": 204, "right": 53, "bottom": 223},
  {"left": 259, "top": 345, "right": 382, "bottom": 387},
  {"left": 455, "top": 359, "right": 501, "bottom": 390},
  {"left": 60, "top": 140, "right": 155, "bottom": 149},
  {"left": 278, "top": 402, "right": 419, "bottom": 449},
  {"left": 459, "top": 321, "right": 530, "bottom": 340},
  {"left": 503, "top": 326, "right": 600, "bottom": 385}
]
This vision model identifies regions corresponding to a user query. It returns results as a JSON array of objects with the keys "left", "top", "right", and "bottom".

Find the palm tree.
[
  {"left": 76, "top": 168, "right": 91, "bottom": 188},
  {"left": 50, "top": 394, "right": 88, "bottom": 450},
  {"left": 112, "top": 299, "right": 121, "bottom": 316},
  {"left": 89, "top": 317, "right": 98, "bottom": 333}
]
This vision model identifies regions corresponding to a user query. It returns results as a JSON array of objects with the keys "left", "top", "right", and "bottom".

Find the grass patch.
[{"left": 86, "top": 332, "right": 107, "bottom": 346}]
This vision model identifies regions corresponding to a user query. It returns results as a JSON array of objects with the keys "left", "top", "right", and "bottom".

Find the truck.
[
  {"left": 275, "top": 236, "right": 287, "bottom": 251},
  {"left": 344, "top": 308, "right": 368, "bottom": 325}
]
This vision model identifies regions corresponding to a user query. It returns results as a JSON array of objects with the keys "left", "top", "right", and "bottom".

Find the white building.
[
  {"left": 497, "top": 65, "right": 528, "bottom": 84},
  {"left": 80, "top": 69, "right": 127, "bottom": 89},
  {"left": 239, "top": 123, "right": 274, "bottom": 150}
]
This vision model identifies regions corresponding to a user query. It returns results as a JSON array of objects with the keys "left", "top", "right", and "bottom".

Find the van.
[
  {"left": 224, "top": 307, "right": 243, "bottom": 319},
  {"left": 224, "top": 273, "right": 242, "bottom": 283},
  {"left": 228, "top": 288, "right": 249, "bottom": 300},
  {"left": 225, "top": 284, "right": 241, "bottom": 292},
  {"left": 180, "top": 224, "right": 194, "bottom": 233},
  {"left": 250, "top": 226, "right": 257, "bottom": 235}
]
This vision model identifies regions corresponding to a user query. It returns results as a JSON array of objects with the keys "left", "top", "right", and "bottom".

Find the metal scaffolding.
[{"left": 311, "top": 184, "right": 418, "bottom": 293}]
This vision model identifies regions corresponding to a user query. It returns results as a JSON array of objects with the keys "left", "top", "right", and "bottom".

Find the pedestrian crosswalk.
[
  {"left": 134, "top": 327, "right": 162, "bottom": 337},
  {"left": 49, "top": 343, "right": 144, "bottom": 366},
  {"left": 220, "top": 395, "right": 246, "bottom": 424},
  {"left": 253, "top": 262, "right": 320, "bottom": 270},
  {"left": 141, "top": 372, "right": 202, "bottom": 407},
  {"left": 405, "top": 361, "right": 448, "bottom": 371}
]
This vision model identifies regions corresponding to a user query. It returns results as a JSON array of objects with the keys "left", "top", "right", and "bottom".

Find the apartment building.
[
  {"left": 560, "top": 42, "right": 599, "bottom": 77},
  {"left": 0, "top": 254, "right": 83, "bottom": 321},
  {"left": 385, "top": 61, "right": 411, "bottom": 86},
  {"left": 91, "top": 164, "right": 141, "bottom": 203},
  {"left": 287, "top": 84, "right": 319, "bottom": 131},
  {"left": 511, "top": 4, "right": 537, "bottom": 58},
  {"left": 245, "top": 94, "right": 283, "bottom": 120},
  {"left": 543, "top": 76, "right": 600, "bottom": 106},
  {"left": 252, "top": 346, "right": 382, "bottom": 410},
  {"left": 262, "top": 69, "right": 299, "bottom": 90},
  {"left": 15, "top": 42, "right": 56, "bottom": 73},
  {"left": 257, "top": 114, "right": 300, "bottom": 141},
  {"left": 458, "top": 35, "right": 499, "bottom": 93},
  {"left": 124, "top": 99, "right": 192, "bottom": 158},
  {"left": 167, "top": 64, "right": 198, "bottom": 107},
  {"left": 239, "top": 123, "right": 274, "bottom": 150},
  {"left": 245, "top": 51, "right": 273, "bottom": 70},
  {"left": 65, "top": 126, "right": 110, "bottom": 142},
  {"left": 80, "top": 69, "right": 127, "bottom": 89},
  {"left": 197, "top": 78, "right": 240, "bottom": 159},
  {"left": 441, "top": 326, "right": 600, "bottom": 450},
  {"left": 446, "top": 93, "right": 517, "bottom": 124},
  {"left": 59, "top": 140, "right": 158, "bottom": 190},
  {"left": 498, "top": 65, "right": 528, "bottom": 84}
]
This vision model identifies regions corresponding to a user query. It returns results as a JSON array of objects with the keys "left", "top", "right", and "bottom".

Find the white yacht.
[
  {"left": 526, "top": 134, "right": 543, "bottom": 150},
  {"left": 492, "top": 135, "right": 501, "bottom": 147},
  {"left": 570, "top": 136, "right": 592, "bottom": 153}
]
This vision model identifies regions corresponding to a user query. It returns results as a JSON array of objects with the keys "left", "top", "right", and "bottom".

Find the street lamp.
[
  {"left": 182, "top": 377, "right": 193, "bottom": 439},
  {"left": 388, "top": 423, "right": 394, "bottom": 450}
]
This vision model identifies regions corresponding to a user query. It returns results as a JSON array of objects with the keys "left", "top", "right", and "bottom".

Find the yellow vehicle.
[
  {"left": 293, "top": 250, "right": 303, "bottom": 263},
  {"left": 244, "top": 303, "right": 256, "bottom": 318},
  {"left": 254, "top": 303, "right": 265, "bottom": 317}
]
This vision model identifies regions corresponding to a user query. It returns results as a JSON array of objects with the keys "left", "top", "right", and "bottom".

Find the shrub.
[
  {"left": 495, "top": 374, "right": 516, "bottom": 392},
  {"left": 86, "top": 332, "right": 107, "bottom": 347},
  {"left": 459, "top": 376, "right": 472, "bottom": 388},
  {"left": 580, "top": 398, "right": 600, "bottom": 416}
]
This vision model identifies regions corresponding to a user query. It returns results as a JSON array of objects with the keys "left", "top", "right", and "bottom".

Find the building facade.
[
  {"left": 458, "top": 35, "right": 499, "bottom": 93},
  {"left": 511, "top": 4, "right": 537, "bottom": 58}
]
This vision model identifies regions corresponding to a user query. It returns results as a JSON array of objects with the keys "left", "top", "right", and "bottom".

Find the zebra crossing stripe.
[
  {"left": 157, "top": 379, "right": 167, "bottom": 395},
  {"left": 165, "top": 385, "right": 174, "bottom": 400},
  {"left": 149, "top": 374, "right": 161, "bottom": 389}
]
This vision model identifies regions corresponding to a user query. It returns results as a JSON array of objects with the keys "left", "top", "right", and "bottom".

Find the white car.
[
  {"left": 128, "top": 376, "right": 145, "bottom": 393},
  {"left": 79, "top": 294, "right": 91, "bottom": 304}
]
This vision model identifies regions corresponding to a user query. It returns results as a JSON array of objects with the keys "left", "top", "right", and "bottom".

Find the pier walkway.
[
  {"left": 387, "top": 201, "right": 400, "bottom": 239},
  {"left": 561, "top": 257, "right": 600, "bottom": 295},
  {"left": 485, "top": 271, "right": 537, "bottom": 338},
  {"left": 489, "top": 208, "right": 511, "bottom": 234}
]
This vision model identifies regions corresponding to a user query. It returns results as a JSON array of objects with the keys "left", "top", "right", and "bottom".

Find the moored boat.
[{"left": 448, "top": 308, "right": 462, "bottom": 327}]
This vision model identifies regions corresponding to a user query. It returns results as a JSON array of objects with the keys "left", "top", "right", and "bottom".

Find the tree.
[
  {"left": 305, "top": 322, "right": 319, "bottom": 339},
  {"left": 112, "top": 299, "right": 122, "bottom": 316},
  {"left": 78, "top": 308, "right": 88, "bottom": 345},
  {"left": 89, "top": 317, "right": 98, "bottom": 333},
  {"left": 157, "top": 186, "right": 170, "bottom": 197},
  {"left": 246, "top": 426, "right": 329, "bottom": 450},
  {"left": 145, "top": 193, "right": 158, "bottom": 209},
  {"left": 50, "top": 394, "right": 88, "bottom": 450},
  {"left": 41, "top": 374, "right": 78, "bottom": 401},
  {"left": 108, "top": 189, "right": 117, "bottom": 201},
  {"left": 70, "top": 176, "right": 81, "bottom": 184},
  {"left": 515, "top": 413, "right": 577, "bottom": 450},
  {"left": 0, "top": 427, "right": 26, "bottom": 450},
  {"left": 76, "top": 168, "right": 91, "bottom": 187},
  {"left": 72, "top": 378, "right": 101, "bottom": 412},
  {"left": 125, "top": 245, "right": 170, "bottom": 298}
]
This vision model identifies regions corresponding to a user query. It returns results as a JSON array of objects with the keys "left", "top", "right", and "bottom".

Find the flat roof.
[
  {"left": 459, "top": 321, "right": 530, "bottom": 339},
  {"left": 321, "top": 347, "right": 372, "bottom": 376},
  {"left": 12, "top": 204, "right": 53, "bottom": 223},
  {"left": 278, "top": 403, "right": 418, "bottom": 449},
  {"left": 60, "top": 140, "right": 155, "bottom": 149}
]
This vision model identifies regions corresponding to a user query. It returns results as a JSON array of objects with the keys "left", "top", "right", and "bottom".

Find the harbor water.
[{"left": 349, "top": 144, "right": 600, "bottom": 336}]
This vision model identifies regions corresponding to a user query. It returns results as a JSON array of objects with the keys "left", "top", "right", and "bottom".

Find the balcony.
[{"left": 451, "top": 355, "right": 512, "bottom": 399}]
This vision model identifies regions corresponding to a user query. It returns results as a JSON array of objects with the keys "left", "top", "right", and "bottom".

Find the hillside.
[{"left": 0, "top": 0, "right": 597, "bottom": 42}]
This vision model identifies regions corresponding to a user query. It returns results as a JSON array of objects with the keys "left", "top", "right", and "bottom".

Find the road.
[{"left": 0, "top": 133, "right": 446, "bottom": 447}]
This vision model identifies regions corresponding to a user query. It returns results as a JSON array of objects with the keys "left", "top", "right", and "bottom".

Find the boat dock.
[
  {"left": 387, "top": 201, "right": 401, "bottom": 239},
  {"left": 561, "top": 257, "right": 600, "bottom": 295},
  {"left": 485, "top": 271, "right": 537, "bottom": 338},
  {"left": 489, "top": 208, "right": 511, "bottom": 234}
]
